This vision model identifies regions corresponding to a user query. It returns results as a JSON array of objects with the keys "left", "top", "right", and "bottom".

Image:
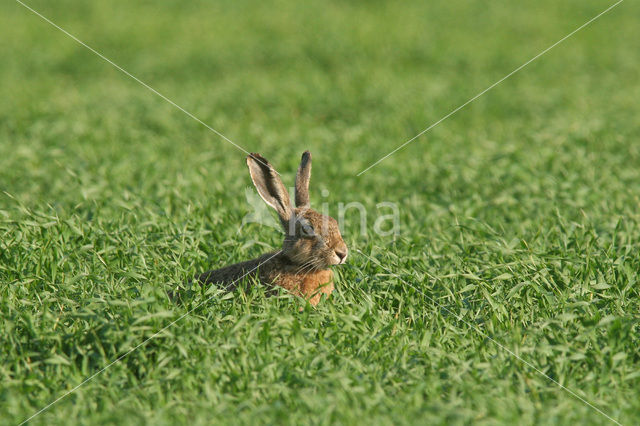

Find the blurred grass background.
[{"left": 1, "top": 0, "right": 639, "bottom": 424}]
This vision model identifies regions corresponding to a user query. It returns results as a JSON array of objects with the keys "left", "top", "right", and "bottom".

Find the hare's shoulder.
[
  {"left": 301, "top": 269, "right": 334, "bottom": 305},
  {"left": 265, "top": 268, "right": 333, "bottom": 305}
]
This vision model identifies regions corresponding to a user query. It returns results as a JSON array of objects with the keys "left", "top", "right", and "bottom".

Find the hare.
[{"left": 195, "top": 151, "right": 348, "bottom": 306}]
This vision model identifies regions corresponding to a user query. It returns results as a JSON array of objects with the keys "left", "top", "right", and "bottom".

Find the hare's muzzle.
[{"left": 333, "top": 245, "right": 348, "bottom": 265}]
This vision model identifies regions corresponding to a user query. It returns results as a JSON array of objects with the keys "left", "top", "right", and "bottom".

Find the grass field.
[{"left": 1, "top": 0, "right": 639, "bottom": 424}]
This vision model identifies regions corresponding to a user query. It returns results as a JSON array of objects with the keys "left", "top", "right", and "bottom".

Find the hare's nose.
[{"left": 335, "top": 248, "right": 348, "bottom": 263}]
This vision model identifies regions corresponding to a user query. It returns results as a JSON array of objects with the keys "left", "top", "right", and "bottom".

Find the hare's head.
[{"left": 246, "top": 151, "right": 348, "bottom": 270}]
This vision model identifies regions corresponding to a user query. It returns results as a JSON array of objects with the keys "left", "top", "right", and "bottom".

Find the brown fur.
[
  {"left": 196, "top": 252, "right": 334, "bottom": 305},
  {"left": 189, "top": 151, "right": 347, "bottom": 306}
]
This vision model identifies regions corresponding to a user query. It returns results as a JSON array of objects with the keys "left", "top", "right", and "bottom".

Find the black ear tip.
[
  {"left": 301, "top": 151, "right": 311, "bottom": 161},
  {"left": 247, "top": 152, "right": 270, "bottom": 167}
]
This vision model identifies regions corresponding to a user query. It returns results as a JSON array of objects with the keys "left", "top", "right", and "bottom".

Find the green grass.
[{"left": 1, "top": 0, "right": 639, "bottom": 424}]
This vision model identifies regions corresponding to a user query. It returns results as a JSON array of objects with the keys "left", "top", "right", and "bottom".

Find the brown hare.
[{"left": 195, "top": 151, "right": 348, "bottom": 305}]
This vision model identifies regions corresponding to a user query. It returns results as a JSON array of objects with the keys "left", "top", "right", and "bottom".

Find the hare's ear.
[
  {"left": 295, "top": 151, "right": 311, "bottom": 208},
  {"left": 246, "top": 153, "right": 293, "bottom": 226}
]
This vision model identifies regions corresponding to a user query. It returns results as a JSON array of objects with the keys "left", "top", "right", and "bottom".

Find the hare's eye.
[{"left": 299, "top": 221, "right": 315, "bottom": 237}]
